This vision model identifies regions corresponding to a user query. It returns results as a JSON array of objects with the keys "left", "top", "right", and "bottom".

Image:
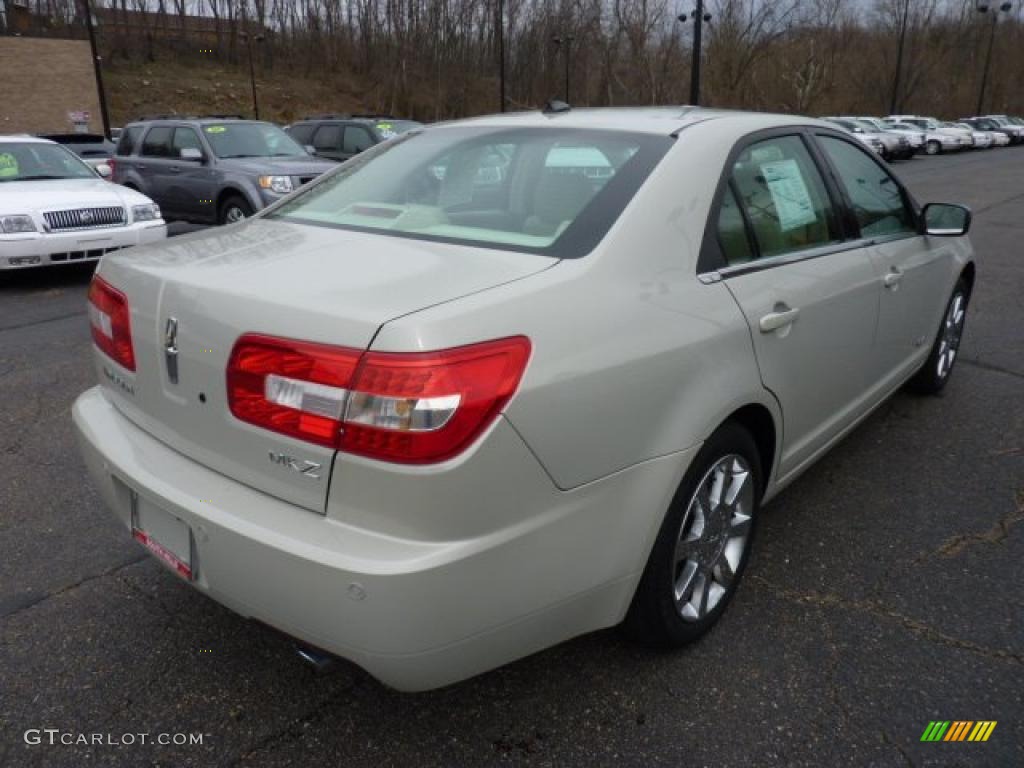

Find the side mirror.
[
  {"left": 305, "top": 145, "right": 317, "bottom": 155},
  {"left": 95, "top": 163, "right": 112, "bottom": 179},
  {"left": 180, "top": 147, "right": 203, "bottom": 161},
  {"left": 921, "top": 203, "right": 971, "bottom": 237}
]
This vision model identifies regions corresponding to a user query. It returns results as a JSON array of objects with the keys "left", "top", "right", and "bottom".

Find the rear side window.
[
  {"left": 717, "top": 185, "right": 755, "bottom": 266},
  {"left": 313, "top": 125, "right": 342, "bottom": 151},
  {"left": 728, "top": 135, "right": 838, "bottom": 260},
  {"left": 287, "top": 123, "right": 315, "bottom": 145},
  {"left": 141, "top": 126, "right": 174, "bottom": 158},
  {"left": 116, "top": 126, "right": 144, "bottom": 156},
  {"left": 817, "top": 136, "right": 916, "bottom": 238}
]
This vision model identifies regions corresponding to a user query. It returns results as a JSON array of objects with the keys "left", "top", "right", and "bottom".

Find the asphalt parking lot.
[{"left": 1, "top": 149, "right": 1022, "bottom": 768}]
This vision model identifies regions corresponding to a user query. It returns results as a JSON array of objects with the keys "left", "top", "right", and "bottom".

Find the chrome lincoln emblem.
[
  {"left": 80, "top": 210, "right": 93, "bottom": 224},
  {"left": 164, "top": 317, "right": 179, "bottom": 384}
]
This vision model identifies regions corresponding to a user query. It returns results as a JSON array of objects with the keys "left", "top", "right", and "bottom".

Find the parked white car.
[
  {"left": 949, "top": 122, "right": 999, "bottom": 148},
  {"left": 856, "top": 117, "right": 925, "bottom": 153},
  {"left": 889, "top": 117, "right": 973, "bottom": 151},
  {"left": 73, "top": 108, "right": 975, "bottom": 691},
  {"left": 883, "top": 121, "right": 962, "bottom": 156},
  {"left": 0, "top": 136, "right": 165, "bottom": 269}
]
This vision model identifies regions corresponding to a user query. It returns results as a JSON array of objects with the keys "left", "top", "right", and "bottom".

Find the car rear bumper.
[
  {"left": 72, "top": 386, "right": 693, "bottom": 690},
  {"left": 0, "top": 222, "right": 166, "bottom": 269}
]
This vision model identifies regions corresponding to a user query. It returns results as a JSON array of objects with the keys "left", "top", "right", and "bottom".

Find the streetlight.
[
  {"left": 976, "top": 1, "right": 1013, "bottom": 116},
  {"left": 551, "top": 34, "right": 575, "bottom": 103},
  {"left": 677, "top": 1, "right": 712, "bottom": 105},
  {"left": 889, "top": 0, "right": 911, "bottom": 115},
  {"left": 241, "top": 31, "right": 265, "bottom": 120}
]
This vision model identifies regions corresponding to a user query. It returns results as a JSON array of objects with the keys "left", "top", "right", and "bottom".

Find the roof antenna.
[{"left": 542, "top": 100, "right": 571, "bottom": 115}]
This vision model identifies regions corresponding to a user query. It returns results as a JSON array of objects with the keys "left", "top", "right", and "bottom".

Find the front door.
[{"left": 813, "top": 134, "right": 955, "bottom": 389}]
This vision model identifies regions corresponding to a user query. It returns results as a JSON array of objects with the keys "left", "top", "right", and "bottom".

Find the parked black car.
[
  {"left": 285, "top": 115, "right": 422, "bottom": 162},
  {"left": 111, "top": 117, "right": 335, "bottom": 224}
]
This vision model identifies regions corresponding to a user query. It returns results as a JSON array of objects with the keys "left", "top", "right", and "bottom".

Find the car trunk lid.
[{"left": 94, "top": 218, "right": 554, "bottom": 513}]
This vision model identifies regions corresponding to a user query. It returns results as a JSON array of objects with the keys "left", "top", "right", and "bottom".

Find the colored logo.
[{"left": 920, "top": 721, "right": 997, "bottom": 742}]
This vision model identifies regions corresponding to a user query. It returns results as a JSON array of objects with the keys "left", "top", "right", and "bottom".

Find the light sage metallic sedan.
[{"left": 73, "top": 107, "right": 975, "bottom": 691}]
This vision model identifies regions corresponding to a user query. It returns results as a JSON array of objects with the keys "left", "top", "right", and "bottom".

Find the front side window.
[
  {"left": 287, "top": 124, "right": 315, "bottom": 145},
  {"left": 0, "top": 143, "right": 95, "bottom": 182},
  {"left": 172, "top": 128, "right": 203, "bottom": 154},
  {"left": 202, "top": 123, "right": 306, "bottom": 158},
  {"left": 818, "top": 136, "right": 916, "bottom": 238},
  {"left": 727, "top": 135, "right": 838, "bottom": 260},
  {"left": 270, "top": 127, "right": 671, "bottom": 258}
]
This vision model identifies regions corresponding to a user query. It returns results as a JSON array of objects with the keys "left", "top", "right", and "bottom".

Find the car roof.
[
  {"left": 427, "top": 106, "right": 838, "bottom": 137},
  {"left": 124, "top": 117, "right": 264, "bottom": 127},
  {"left": 0, "top": 135, "right": 55, "bottom": 144}
]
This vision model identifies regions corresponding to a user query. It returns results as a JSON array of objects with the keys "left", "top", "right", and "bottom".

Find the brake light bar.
[
  {"left": 227, "top": 334, "right": 531, "bottom": 464},
  {"left": 88, "top": 275, "right": 135, "bottom": 371}
]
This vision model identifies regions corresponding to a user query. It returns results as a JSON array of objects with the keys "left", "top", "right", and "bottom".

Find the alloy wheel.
[
  {"left": 672, "top": 454, "right": 754, "bottom": 622},
  {"left": 937, "top": 292, "right": 966, "bottom": 380},
  {"left": 225, "top": 206, "right": 247, "bottom": 224}
]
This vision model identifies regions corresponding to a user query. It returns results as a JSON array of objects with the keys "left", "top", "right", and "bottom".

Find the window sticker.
[
  {"left": 0, "top": 152, "right": 18, "bottom": 178},
  {"left": 205, "top": 126, "right": 226, "bottom": 134},
  {"left": 760, "top": 158, "right": 817, "bottom": 232},
  {"left": 376, "top": 123, "right": 395, "bottom": 139}
]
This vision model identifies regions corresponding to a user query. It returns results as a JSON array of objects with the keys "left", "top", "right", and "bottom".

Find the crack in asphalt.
[
  {"left": 958, "top": 356, "right": 1024, "bottom": 381},
  {"left": 0, "top": 309, "right": 87, "bottom": 334},
  {"left": 914, "top": 490, "right": 1024, "bottom": 562},
  {"left": 750, "top": 575, "right": 1023, "bottom": 667},
  {"left": 0, "top": 554, "right": 148, "bottom": 621},
  {"left": 228, "top": 677, "right": 364, "bottom": 765}
]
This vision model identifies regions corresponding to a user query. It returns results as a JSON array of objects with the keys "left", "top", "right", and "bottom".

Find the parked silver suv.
[{"left": 112, "top": 117, "right": 335, "bottom": 224}]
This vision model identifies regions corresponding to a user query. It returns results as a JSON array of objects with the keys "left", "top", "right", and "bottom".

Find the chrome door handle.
[
  {"left": 759, "top": 306, "right": 800, "bottom": 333},
  {"left": 883, "top": 268, "right": 903, "bottom": 288}
]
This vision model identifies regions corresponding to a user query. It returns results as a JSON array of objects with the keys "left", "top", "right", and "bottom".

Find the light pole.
[
  {"left": 80, "top": 0, "right": 111, "bottom": 138},
  {"left": 241, "top": 31, "right": 265, "bottom": 119},
  {"left": 497, "top": 0, "right": 506, "bottom": 112},
  {"left": 552, "top": 34, "right": 575, "bottom": 103},
  {"left": 976, "top": 2, "right": 1012, "bottom": 116},
  {"left": 889, "top": 0, "right": 910, "bottom": 115},
  {"left": 678, "top": 2, "right": 712, "bottom": 105}
]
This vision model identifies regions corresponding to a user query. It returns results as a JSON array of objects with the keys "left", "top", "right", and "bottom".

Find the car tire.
[
  {"left": 623, "top": 421, "right": 762, "bottom": 647},
  {"left": 924, "top": 140, "right": 941, "bottom": 156},
  {"left": 219, "top": 195, "right": 253, "bottom": 225},
  {"left": 907, "top": 279, "right": 969, "bottom": 395}
]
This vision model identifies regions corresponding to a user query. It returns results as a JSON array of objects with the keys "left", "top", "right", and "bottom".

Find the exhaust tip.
[{"left": 294, "top": 643, "right": 335, "bottom": 674}]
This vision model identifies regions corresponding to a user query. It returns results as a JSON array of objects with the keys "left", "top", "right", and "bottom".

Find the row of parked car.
[
  {"left": 821, "top": 114, "right": 1024, "bottom": 161},
  {"left": 2, "top": 109, "right": 1021, "bottom": 272}
]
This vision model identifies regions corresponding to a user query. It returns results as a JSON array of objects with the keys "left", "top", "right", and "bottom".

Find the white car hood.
[{"left": 0, "top": 178, "right": 154, "bottom": 214}]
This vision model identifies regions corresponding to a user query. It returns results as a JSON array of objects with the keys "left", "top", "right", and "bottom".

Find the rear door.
[
  {"left": 813, "top": 133, "right": 954, "bottom": 388},
  {"left": 137, "top": 126, "right": 176, "bottom": 213},
  {"left": 710, "top": 132, "right": 881, "bottom": 479}
]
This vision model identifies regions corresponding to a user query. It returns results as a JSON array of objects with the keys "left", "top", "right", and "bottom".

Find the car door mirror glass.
[
  {"left": 95, "top": 163, "right": 112, "bottom": 178},
  {"left": 922, "top": 203, "right": 971, "bottom": 236},
  {"left": 305, "top": 145, "right": 316, "bottom": 155},
  {"left": 179, "top": 147, "right": 203, "bottom": 161}
]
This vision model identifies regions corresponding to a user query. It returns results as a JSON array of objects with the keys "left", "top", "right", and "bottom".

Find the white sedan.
[
  {"left": 73, "top": 108, "right": 974, "bottom": 690},
  {"left": 0, "top": 136, "right": 165, "bottom": 269}
]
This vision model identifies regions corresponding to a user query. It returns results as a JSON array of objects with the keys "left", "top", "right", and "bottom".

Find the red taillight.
[
  {"left": 226, "top": 334, "right": 531, "bottom": 463},
  {"left": 88, "top": 275, "right": 135, "bottom": 371},
  {"left": 106, "top": 157, "right": 116, "bottom": 178}
]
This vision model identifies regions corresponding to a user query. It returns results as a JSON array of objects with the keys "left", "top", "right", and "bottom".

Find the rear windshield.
[
  {"left": 269, "top": 126, "right": 672, "bottom": 258},
  {"left": 202, "top": 123, "right": 307, "bottom": 158}
]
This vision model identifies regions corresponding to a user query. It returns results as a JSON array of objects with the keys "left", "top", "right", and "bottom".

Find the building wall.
[{"left": 0, "top": 37, "right": 103, "bottom": 134}]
